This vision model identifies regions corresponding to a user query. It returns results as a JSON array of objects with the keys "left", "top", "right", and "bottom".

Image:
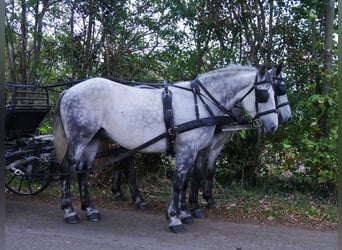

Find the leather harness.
[
  {"left": 92, "top": 75, "right": 274, "bottom": 170},
  {"left": 161, "top": 79, "right": 243, "bottom": 156}
]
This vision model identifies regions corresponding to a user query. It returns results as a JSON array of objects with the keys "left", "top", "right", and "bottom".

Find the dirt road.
[{"left": 5, "top": 197, "right": 337, "bottom": 250}]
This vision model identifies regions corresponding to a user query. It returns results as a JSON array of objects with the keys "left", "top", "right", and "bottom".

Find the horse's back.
[{"left": 59, "top": 78, "right": 167, "bottom": 150}]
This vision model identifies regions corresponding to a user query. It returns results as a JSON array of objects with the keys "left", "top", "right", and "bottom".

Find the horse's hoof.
[
  {"left": 181, "top": 216, "right": 194, "bottom": 224},
  {"left": 136, "top": 201, "right": 148, "bottom": 210},
  {"left": 206, "top": 200, "right": 217, "bottom": 209},
  {"left": 169, "top": 224, "right": 185, "bottom": 233},
  {"left": 113, "top": 193, "right": 124, "bottom": 201},
  {"left": 87, "top": 212, "right": 101, "bottom": 221},
  {"left": 65, "top": 215, "right": 80, "bottom": 224},
  {"left": 192, "top": 209, "right": 205, "bottom": 219}
]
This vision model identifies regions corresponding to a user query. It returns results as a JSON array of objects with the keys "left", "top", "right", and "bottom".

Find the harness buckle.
[
  {"left": 168, "top": 126, "right": 177, "bottom": 138},
  {"left": 252, "top": 119, "right": 263, "bottom": 128}
]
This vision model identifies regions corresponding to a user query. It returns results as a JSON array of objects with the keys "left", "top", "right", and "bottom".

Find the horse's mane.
[
  {"left": 198, "top": 64, "right": 257, "bottom": 79},
  {"left": 198, "top": 64, "right": 257, "bottom": 82}
]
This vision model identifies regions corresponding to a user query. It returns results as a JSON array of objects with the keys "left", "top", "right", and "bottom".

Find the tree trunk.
[
  {"left": 20, "top": 0, "right": 28, "bottom": 83},
  {"left": 5, "top": 10, "right": 17, "bottom": 82},
  {"left": 322, "top": 0, "right": 335, "bottom": 95},
  {"left": 69, "top": 0, "right": 76, "bottom": 79},
  {"left": 266, "top": 0, "right": 274, "bottom": 65},
  {"left": 31, "top": 0, "right": 49, "bottom": 85},
  {"left": 81, "top": 0, "right": 95, "bottom": 77},
  {"left": 320, "top": 0, "right": 335, "bottom": 136}
]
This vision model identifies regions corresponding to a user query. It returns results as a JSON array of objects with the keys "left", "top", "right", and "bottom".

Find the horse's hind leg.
[
  {"left": 60, "top": 148, "right": 83, "bottom": 224},
  {"left": 61, "top": 171, "right": 80, "bottom": 224},
  {"left": 77, "top": 170, "right": 101, "bottom": 221},
  {"left": 78, "top": 141, "right": 101, "bottom": 221}
]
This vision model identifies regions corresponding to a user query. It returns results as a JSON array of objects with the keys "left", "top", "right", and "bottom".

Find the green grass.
[{"left": 205, "top": 185, "right": 337, "bottom": 230}]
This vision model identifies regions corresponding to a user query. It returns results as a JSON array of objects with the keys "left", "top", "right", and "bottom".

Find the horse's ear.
[{"left": 276, "top": 63, "right": 283, "bottom": 75}]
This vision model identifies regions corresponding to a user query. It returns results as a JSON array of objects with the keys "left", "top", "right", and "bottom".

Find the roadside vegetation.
[
  {"left": 5, "top": 0, "right": 338, "bottom": 231},
  {"left": 5, "top": 169, "right": 337, "bottom": 231}
]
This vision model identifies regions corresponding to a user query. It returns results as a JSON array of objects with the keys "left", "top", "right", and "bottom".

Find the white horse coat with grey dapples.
[{"left": 53, "top": 64, "right": 278, "bottom": 233}]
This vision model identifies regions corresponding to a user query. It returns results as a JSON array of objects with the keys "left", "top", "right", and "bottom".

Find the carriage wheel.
[{"left": 5, "top": 158, "right": 53, "bottom": 195}]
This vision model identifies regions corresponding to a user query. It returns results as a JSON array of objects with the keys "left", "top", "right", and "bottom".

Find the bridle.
[
  {"left": 170, "top": 70, "right": 279, "bottom": 128},
  {"left": 237, "top": 71, "right": 278, "bottom": 127},
  {"left": 272, "top": 74, "right": 290, "bottom": 109}
]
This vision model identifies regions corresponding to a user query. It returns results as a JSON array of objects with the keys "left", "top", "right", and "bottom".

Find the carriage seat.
[{"left": 4, "top": 82, "right": 51, "bottom": 140}]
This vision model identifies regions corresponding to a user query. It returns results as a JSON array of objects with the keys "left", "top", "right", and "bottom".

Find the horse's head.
[
  {"left": 270, "top": 64, "right": 292, "bottom": 125},
  {"left": 240, "top": 66, "right": 279, "bottom": 135}
]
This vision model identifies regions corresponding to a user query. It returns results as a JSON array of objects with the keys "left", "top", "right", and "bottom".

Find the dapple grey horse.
[{"left": 53, "top": 64, "right": 278, "bottom": 233}]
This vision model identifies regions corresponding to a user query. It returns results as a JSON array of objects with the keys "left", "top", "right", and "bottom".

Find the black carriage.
[
  {"left": 3, "top": 81, "right": 129, "bottom": 196},
  {"left": 4, "top": 82, "right": 55, "bottom": 195}
]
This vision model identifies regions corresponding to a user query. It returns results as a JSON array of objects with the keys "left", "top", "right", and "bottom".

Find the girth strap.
[{"left": 162, "top": 80, "right": 176, "bottom": 156}]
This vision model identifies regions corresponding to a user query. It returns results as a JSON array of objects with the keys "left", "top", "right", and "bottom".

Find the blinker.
[
  {"left": 255, "top": 89, "right": 269, "bottom": 103},
  {"left": 274, "top": 84, "right": 286, "bottom": 96}
]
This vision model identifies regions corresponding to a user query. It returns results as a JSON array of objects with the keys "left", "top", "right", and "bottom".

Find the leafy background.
[{"left": 5, "top": 0, "right": 338, "bottom": 202}]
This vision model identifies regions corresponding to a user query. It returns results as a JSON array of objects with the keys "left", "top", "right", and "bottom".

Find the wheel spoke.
[{"left": 25, "top": 175, "right": 33, "bottom": 194}]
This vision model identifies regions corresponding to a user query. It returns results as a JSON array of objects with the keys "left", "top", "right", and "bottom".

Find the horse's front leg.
[
  {"left": 77, "top": 169, "right": 101, "bottom": 221},
  {"left": 111, "top": 168, "right": 124, "bottom": 201},
  {"left": 202, "top": 135, "right": 230, "bottom": 209},
  {"left": 178, "top": 170, "right": 194, "bottom": 224},
  {"left": 123, "top": 156, "right": 148, "bottom": 210},
  {"left": 77, "top": 142, "right": 101, "bottom": 221},
  {"left": 167, "top": 154, "right": 195, "bottom": 233},
  {"left": 188, "top": 148, "right": 209, "bottom": 218},
  {"left": 203, "top": 160, "right": 217, "bottom": 209}
]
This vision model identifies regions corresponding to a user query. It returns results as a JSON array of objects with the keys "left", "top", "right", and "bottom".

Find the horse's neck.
[{"left": 199, "top": 72, "right": 255, "bottom": 112}]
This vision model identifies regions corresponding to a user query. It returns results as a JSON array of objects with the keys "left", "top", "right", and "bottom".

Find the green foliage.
[{"left": 4, "top": 0, "right": 338, "bottom": 200}]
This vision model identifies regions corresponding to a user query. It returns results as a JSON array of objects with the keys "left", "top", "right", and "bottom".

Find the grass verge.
[{"left": 5, "top": 173, "right": 337, "bottom": 231}]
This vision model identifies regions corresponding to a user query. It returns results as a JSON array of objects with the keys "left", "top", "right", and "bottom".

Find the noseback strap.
[{"left": 254, "top": 108, "right": 278, "bottom": 119}]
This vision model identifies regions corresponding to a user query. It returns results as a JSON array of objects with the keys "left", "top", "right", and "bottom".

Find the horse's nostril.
[
  {"left": 282, "top": 117, "right": 292, "bottom": 125},
  {"left": 266, "top": 125, "right": 277, "bottom": 136}
]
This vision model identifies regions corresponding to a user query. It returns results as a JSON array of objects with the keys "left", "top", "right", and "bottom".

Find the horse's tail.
[{"left": 53, "top": 91, "right": 67, "bottom": 164}]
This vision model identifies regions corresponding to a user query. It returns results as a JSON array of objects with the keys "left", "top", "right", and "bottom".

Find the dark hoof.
[
  {"left": 87, "top": 212, "right": 101, "bottom": 221},
  {"left": 206, "top": 200, "right": 217, "bottom": 209},
  {"left": 169, "top": 225, "right": 185, "bottom": 233},
  {"left": 192, "top": 209, "right": 205, "bottom": 219},
  {"left": 113, "top": 193, "right": 124, "bottom": 201},
  {"left": 136, "top": 201, "right": 148, "bottom": 210},
  {"left": 181, "top": 216, "right": 194, "bottom": 224},
  {"left": 65, "top": 215, "right": 80, "bottom": 224}
]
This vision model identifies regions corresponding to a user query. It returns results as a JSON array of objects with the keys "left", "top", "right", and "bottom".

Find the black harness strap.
[
  {"left": 162, "top": 81, "right": 176, "bottom": 156},
  {"left": 190, "top": 80, "right": 215, "bottom": 117},
  {"left": 190, "top": 80, "right": 201, "bottom": 120},
  {"left": 194, "top": 79, "right": 237, "bottom": 119},
  {"left": 91, "top": 115, "right": 242, "bottom": 171}
]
